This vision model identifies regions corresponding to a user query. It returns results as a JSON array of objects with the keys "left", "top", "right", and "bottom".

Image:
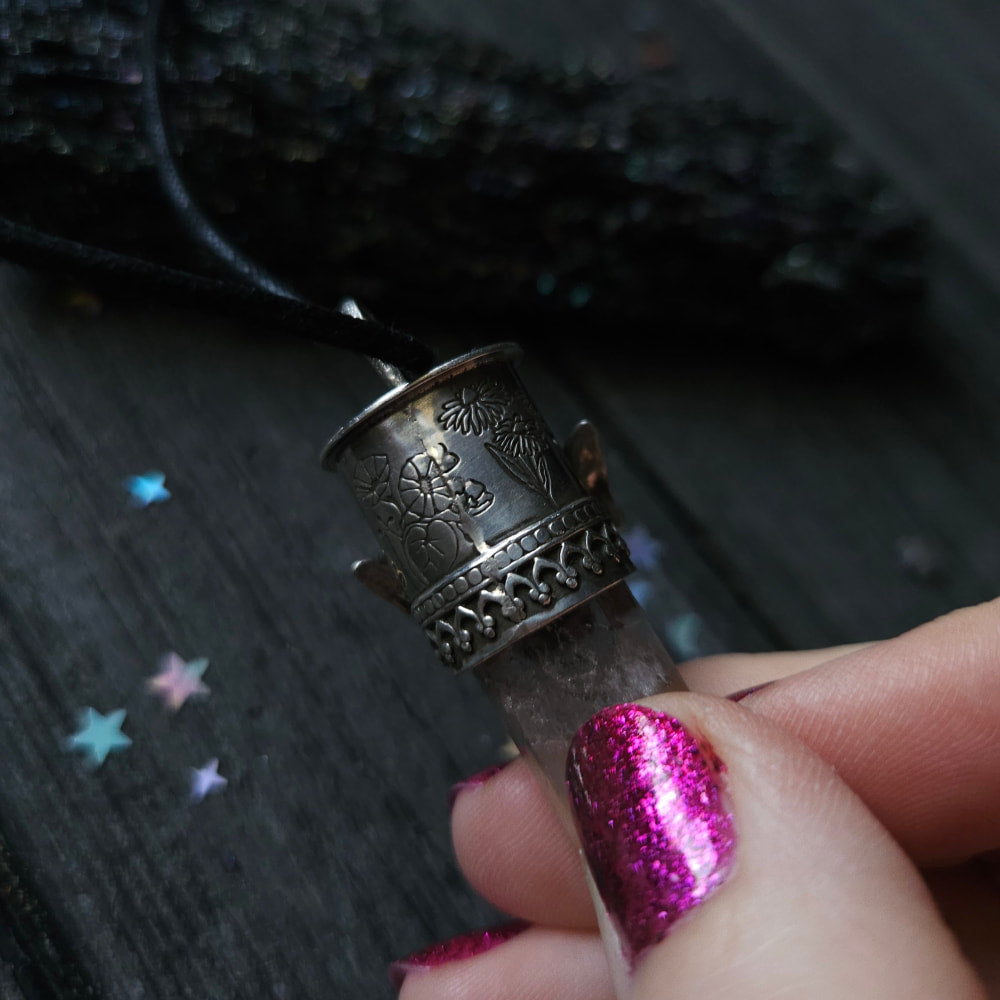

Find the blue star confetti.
[
  {"left": 124, "top": 470, "right": 171, "bottom": 507},
  {"left": 67, "top": 708, "right": 132, "bottom": 768},
  {"left": 664, "top": 611, "right": 705, "bottom": 661},
  {"left": 623, "top": 524, "right": 662, "bottom": 571},
  {"left": 190, "top": 759, "right": 227, "bottom": 803},
  {"left": 629, "top": 578, "right": 654, "bottom": 609}
]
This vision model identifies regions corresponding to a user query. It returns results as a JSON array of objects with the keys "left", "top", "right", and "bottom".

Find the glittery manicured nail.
[
  {"left": 388, "top": 920, "right": 529, "bottom": 991},
  {"left": 566, "top": 704, "right": 735, "bottom": 964},
  {"left": 447, "top": 760, "right": 511, "bottom": 811}
]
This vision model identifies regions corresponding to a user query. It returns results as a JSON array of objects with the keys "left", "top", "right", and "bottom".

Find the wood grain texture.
[
  {"left": 2, "top": 0, "right": 1000, "bottom": 997},
  {"left": 0, "top": 262, "right": 781, "bottom": 999},
  {"left": 0, "top": 269, "right": 503, "bottom": 999}
]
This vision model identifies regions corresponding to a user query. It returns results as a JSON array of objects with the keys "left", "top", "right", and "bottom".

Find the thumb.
[{"left": 566, "top": 695, "right": 985, "bottom": 1000}]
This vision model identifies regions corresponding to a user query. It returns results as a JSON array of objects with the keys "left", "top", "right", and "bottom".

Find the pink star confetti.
[
  {"left": 190, "top": 758, "right": 227, "bottom": 803},
  {"left": 146, "top": 652, "right": 210, "bottom": 711}
]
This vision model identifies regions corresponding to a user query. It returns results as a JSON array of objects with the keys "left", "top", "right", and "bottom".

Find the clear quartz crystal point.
[{"left": 475, "top": 580, "right": 685, "bottom": 792}]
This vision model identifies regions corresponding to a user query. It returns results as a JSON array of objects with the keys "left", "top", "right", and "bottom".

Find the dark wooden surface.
[{"left": 2, "top": 2, "right": 1000, "bottom": 998}]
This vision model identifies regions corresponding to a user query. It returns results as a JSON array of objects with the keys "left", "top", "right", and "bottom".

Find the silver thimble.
[{"left": 321, "top": 344, "right": 633, "bottom": 671}]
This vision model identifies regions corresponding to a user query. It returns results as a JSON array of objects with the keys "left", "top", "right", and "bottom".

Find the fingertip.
[
  {"left": 395, "top": 926, "right": 611, "bottom": 1000},
  {"left": 450, "top": 756, "right": 596, "bottom": 929},
  {"left": 447, "top": 761, "right": 513, "bottom": 812},
  {"left": 392, "top": 920, "right": 530, "bottom": 996}
]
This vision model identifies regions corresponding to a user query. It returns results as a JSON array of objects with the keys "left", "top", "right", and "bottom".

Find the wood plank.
[
  {"left": 0, "top": 263, "right": 772, "bottom": 1000},
  {"left": 0, "top": 267, "right": 507, "bottom": 999},
  {"left": 560, "top": 320, "right": 1000, "bottom": 650}
]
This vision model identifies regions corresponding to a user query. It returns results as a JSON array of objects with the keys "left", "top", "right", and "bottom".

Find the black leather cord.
[
  {"left": 0, "top": 217, "right": 434, "bottom": 375},
  {"left": 141, "top": 0, "right": 302, "bottom": 303}
]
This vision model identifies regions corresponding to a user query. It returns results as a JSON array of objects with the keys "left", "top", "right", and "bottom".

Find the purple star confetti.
[
  {"left": 190, "top": 759, "right": 227, "bottom": 803},
  {"left": 623, "top": 524, "right": 662, "bottom": 571},
  {"left": 66, "top": 708, "right": 132, "bottom": 768},
  {"left": 147, "top": 652, "right": 210, "bottom": 712},
  {"left": 895, "top": 535, "right": 947, "bottom": 584},
  {"left": 124, "top": 470, "right": 171, "bottom": 507}
]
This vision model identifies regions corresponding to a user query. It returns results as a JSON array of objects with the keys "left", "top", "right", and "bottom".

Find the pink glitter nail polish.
[
  {"left": 388, "top": 920, "right": 529, "bottom": 991},
  {"left": 447, "top": 761, "right": 511, "bottom": 812},
  {"left": 566, "top": 704, "right": 735, "bottom": 964}
]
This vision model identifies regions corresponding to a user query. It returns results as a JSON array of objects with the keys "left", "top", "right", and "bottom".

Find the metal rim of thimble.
[{"left": 320, "top": 343, "right": 523, "bottom": 469}]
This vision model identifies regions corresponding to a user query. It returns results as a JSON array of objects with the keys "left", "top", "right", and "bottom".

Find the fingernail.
[
  {"left": 447, "top": 760, "right": 511, "bottom": 811},
  {"left": 388, "top": 920, "right": 529, "bottom": 991},
  {"left": 727, "top": 680, "right": 774, "bottom": 702},
  {"left": 566, "top": 704, "right": 735, "bottom": 964}
]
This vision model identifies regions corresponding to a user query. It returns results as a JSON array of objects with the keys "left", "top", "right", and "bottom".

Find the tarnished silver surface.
[
  {"left": 322, "top": 344, "right": 633, "bottom": 670},
  {"left": 564, "top": 419, "right": 622, "bottom": 526}
]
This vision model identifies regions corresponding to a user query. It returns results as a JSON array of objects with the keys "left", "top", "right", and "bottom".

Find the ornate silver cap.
[{"left": 322, "top": 344, "right": 633, "bottom": 671}]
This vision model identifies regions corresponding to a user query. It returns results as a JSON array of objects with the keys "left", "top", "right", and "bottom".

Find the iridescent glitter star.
[
  {"left": 623, "top": 524, "right": 662, "bottom": 571},
  {"left": 190, "top": 759, "right": 227, "bottom": 803},
  {"left": 124, "top": 470, "right": 171, "bottom": 507},
  {"left": 629, "top": 578, "right": 654, "bottom": 609},
  {"left": 67, "top": 708, "right": 132, "bottom": 768},
  {"left": 147, "top": 653, "right": 211, "bottom": 711},
  {"left": 665, "top": 611, "right": 705, "bottom": 661}
]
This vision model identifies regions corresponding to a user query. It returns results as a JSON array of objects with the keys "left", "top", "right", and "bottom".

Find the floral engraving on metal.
[
  {"left": 438, "top": 380, "right": 556, "bottom": 503},
  {"left": 352, "top": 443, "right": 495, "bottom": 590},
  {"left": 415, "top": 498, "right": 633, "bottom": 669},
  {"left": 326, "top": 344, "right": 637, "bottom": 670}
]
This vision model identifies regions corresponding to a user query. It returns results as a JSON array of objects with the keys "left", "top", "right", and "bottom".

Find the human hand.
[{"left": 394, "top": 599, "right": 1000, "bottom": 998}]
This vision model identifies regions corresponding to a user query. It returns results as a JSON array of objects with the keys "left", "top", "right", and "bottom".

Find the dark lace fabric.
[{"left": 0, "top": 0, "right": 925, "bottom": 359}]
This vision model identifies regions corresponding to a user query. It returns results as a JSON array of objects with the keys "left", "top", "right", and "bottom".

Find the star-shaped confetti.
[
  {"left": 665, "top": 611, "right": 704, "bottom": 661},
  {"left": 124, "top": 470, "right": 171, "bottom": 507},
  {"left": 146, "top": 652, "right": 211, "bottom": 711},
  {"left": 623, "top": 524, "right": 662, "bottom": 571},
  {"left": 629, "top": 578, "right": 654, "bottom": 609},
  {"left": 190, "top": 759, "right": 227, "bottom": 802},
  {"left": 67, "top": 708, "right": 132, "bottom": 768}
]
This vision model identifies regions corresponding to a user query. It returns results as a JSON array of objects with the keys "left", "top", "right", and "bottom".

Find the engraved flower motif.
[
  {"left": 353, "top": 454, "right": 392, "bottom": 507},
  {"left": 404, "top": 518, "right": 463, "bottom": 579},
  {"left": 438, "top": 382, "right": 509, "bottom": 436},
  {"left": 460, "top": 478, "right": 495, "bottom": 516},
  {"left": 493, "top": 413, "right": 544, "bottom": 457},
  {"left": 398, "top": 448, "right": 460, "bottom": 518}
]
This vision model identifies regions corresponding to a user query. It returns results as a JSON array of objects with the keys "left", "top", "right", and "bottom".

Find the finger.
[
  {"left": 454, "top": 599, "right": 1000, "bottom": 930},
  {"left": 452, "top": 599, "right": 1000, "bottom": 930},
  {"left": 745, "top": 597, "right": 1000, "bottom": 862},
  {"left": 395, "top": 925, "right": 611, "bottom": 1000},
  {"left": 447, "top": 774, "right": 1000, "bottom": 997},
  {"left": 451, "top": 758, "right": 595, "bottom": 929},
  {"left": 451, "top": 770, "right": 1000, "bottom": 989},
  {"left": 569, "top": 695, "right": 985, "bottom": 1000},
  {"left": 679, "top": 642, "right": 874, "bottom": 696}
]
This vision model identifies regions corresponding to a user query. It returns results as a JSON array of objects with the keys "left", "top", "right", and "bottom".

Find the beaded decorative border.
[{"left": 416, "top": 499, "right": 633, "bottom": 668}]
